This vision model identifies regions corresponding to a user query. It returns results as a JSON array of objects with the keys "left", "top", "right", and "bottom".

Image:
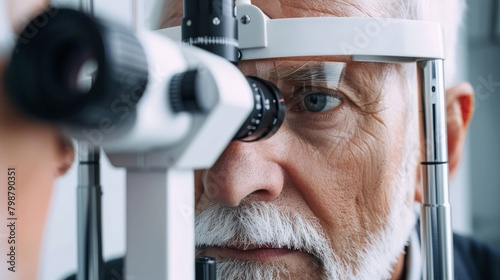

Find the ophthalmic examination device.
[{"left": 2, "top": 0, "right": 453, "bottom": 279}]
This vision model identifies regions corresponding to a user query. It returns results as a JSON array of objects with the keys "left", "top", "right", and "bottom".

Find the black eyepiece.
[
  {"left": 234, "top": 76, "right": 286, "bottom": 142},
  {"left": 6, "top": 8, "right": 148, "bottom": 128}
]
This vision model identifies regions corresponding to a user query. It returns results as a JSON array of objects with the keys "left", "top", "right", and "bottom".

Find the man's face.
[{"left": 166, "top": 0, "right": 422, "bottom": 279}]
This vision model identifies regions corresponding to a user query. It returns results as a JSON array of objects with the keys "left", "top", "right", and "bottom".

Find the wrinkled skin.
[{"left": 161, "top": 0, "right": 474, "bottom": 279}]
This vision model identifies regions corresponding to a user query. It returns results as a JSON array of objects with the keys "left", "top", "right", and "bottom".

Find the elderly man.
[
  {"left": 3, "top": 0, "right": 499, "bottom": 279},
  {"left": 158, "top": 0, "right": 499, "bottom": 280},
  {"left": 156, "top": 0, "right": 500, "bottom": 279}
]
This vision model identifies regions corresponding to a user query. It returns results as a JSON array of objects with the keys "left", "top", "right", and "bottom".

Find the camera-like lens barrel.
[
  {"left": 234, "top": 77, "right": 286, "bottom": 142},
  {"left": 6, "top": 8, "right": 148, "bottom": 128},
  {"left": 169, "top": 70, "right": 286, "bottom": 142},
  {"left": 182, "top": 0, "right": 238, "bottom": 63}
]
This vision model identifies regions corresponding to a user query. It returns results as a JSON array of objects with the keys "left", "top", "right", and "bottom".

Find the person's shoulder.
[
  {"left": 62, "top": 257, "right": 124, "bottom": 280},
  {"left": 453, "top": 233, "right": 500, "bottom": 280}
]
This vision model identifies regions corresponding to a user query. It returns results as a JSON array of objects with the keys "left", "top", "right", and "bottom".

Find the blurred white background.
[{"left": 38, "top": 0, "right": 500, "bottom": 279}]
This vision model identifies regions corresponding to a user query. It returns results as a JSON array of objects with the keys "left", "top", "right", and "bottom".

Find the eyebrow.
[{"left": 273, "top": 63, "right": 345, "bottom": 85}]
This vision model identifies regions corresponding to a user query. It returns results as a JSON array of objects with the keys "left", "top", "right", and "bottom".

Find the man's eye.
[{"left": 302, "top": 93, "right": 341, "bottom": 113}]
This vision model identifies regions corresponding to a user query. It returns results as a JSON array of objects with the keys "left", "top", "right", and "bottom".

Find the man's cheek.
[{"left": 323, "top": 129, "right": 359, "bottom": 169}]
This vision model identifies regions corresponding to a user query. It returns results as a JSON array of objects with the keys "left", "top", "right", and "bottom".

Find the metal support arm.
[{"left": 418, "top": 59, "right": 454, "bottom": 280}]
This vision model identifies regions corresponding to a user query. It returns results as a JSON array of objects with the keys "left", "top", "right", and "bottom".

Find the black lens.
[
  {"left": 54, "top": 41, "right": 97, "bottom": 95},
  {"left": 6, "top": 8, "right": 148, "bottom": 128},
  {"left": 234, "top": 76, "right": 286, "bottom": 142}
]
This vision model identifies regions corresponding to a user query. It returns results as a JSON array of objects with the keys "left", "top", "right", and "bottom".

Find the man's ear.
[
  {"left": 446, "top": 82, "right": 474, "bottom": 179},
  {"left": 54, "top": 134, "right": 75, "bottom": 176}
]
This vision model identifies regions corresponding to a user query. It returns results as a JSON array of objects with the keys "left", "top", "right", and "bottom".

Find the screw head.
[
  {"left": 241, "top": 15, "right": 251, "bottom": 24},
  {"left": 212, "top": 17, "right": 220, "bottom": 25},
  {"left": 186, "top": 19, "right": 192, "bottom": 26}
]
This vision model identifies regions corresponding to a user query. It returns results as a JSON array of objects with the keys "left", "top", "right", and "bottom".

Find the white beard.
[{"left": 195, "top": 194, "right": 416, "bottom": 280}]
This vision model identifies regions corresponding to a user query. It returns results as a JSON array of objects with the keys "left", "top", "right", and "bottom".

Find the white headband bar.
[{"left": 159, "top": 3, "right": 445, "bottom": 63}]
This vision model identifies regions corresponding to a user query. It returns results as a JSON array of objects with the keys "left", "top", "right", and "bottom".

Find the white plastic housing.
[
  {"left": 104, "top": 29, "right": 253, "bottom": 169},
  {"left": 101, "top": 30, "right": 192, "bottom": 153}
]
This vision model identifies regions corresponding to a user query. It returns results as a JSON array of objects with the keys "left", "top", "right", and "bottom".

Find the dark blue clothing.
[{"left": 453, "top": 234, "right": 500, "bottom": 280}]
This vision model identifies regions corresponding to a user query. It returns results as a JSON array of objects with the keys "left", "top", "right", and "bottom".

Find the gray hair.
[{"left": 401, "top": 0, "right": 467, "bottom": 85}]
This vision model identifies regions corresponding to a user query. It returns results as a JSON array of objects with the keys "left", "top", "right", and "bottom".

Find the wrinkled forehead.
[
  {"left": 249, "top": 0, "right": 400, "bottom": 18},
  {"left": 162, "top": 0, "right": 402, "bottom": 27},
  {"left": 239, "top": 58, "right": 346, "bottom": 79}
]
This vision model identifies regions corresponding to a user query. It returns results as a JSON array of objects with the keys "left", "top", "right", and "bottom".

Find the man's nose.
[{"left": 200, "top": 140, "right": 285, "bottom": 207}]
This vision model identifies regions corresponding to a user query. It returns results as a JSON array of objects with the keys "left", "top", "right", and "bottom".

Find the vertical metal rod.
[
  {"left": 77, "top": 2, "right": 103, "bottom": 280},
  {"left": 77, "top": 143, "right": 104, "bottom": 280},
  {"left": 417, "top": 59, "right": 454, "bottom": 280}
]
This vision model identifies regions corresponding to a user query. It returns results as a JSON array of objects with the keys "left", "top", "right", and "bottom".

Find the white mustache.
[
  {"left": 194, "top": 200, "right": 414, "bottom": 280},
  {"left": 195, "top": 201, "right": 337, "bottom": 264}
]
